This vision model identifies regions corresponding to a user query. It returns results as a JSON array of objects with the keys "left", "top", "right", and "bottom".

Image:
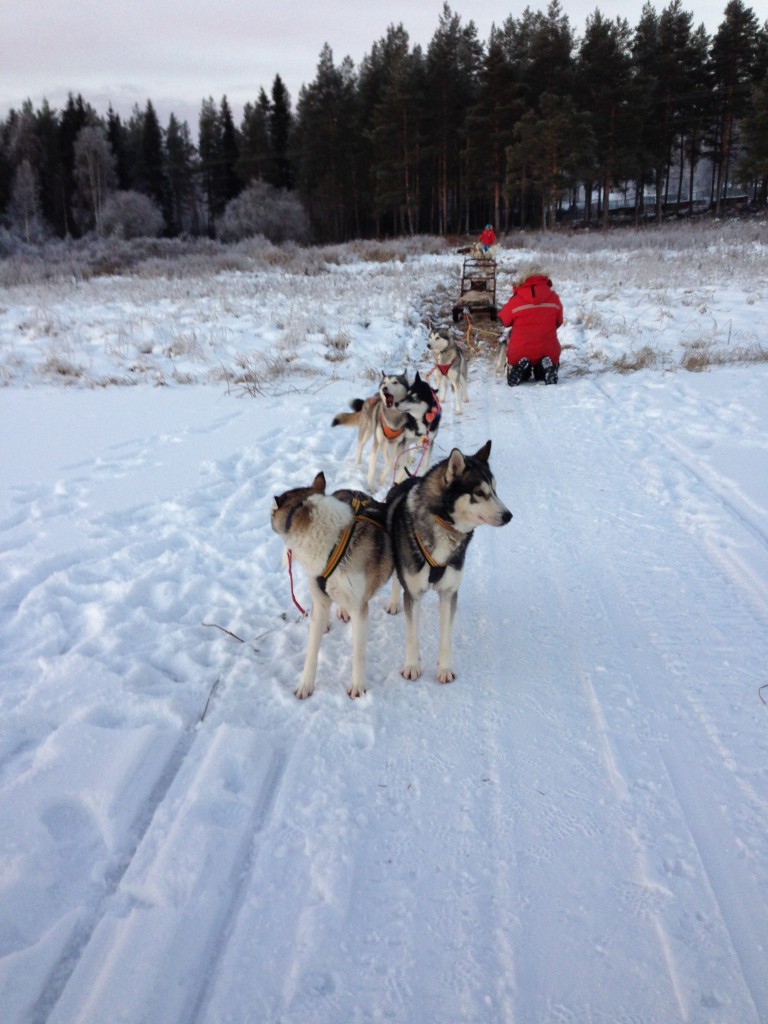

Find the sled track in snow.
[
  {"left": 28, "top": 727, "right": 199, "bottom": 1024},
  {"left": 590, "top": 378, "right": 768, "bottom": 625},
  {"left": 515, "top": 388, "right": 768, "bottom": 1021},
  {"left": 34, "top": 723, "right": 290, "bottom": 1024}
]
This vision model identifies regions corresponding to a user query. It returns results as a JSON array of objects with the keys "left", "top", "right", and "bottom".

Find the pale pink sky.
[{"left": 1, "top": 0, "right": 735, "bottom": 127}]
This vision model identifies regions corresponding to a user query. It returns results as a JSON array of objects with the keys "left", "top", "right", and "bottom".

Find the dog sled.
[{"left": 452, "top": 255, "right": 497, "bottom": 322}]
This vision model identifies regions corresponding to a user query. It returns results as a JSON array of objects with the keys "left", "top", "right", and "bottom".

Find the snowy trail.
[{"left": 1, "top": 357, "right": 768, "bottom": 1023}]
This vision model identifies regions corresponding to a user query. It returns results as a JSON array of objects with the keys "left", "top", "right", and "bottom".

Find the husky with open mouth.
[{"left": 331, "top": 371, "right": 411, "bottom": 489}]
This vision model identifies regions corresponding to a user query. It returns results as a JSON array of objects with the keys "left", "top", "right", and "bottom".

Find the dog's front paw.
[
  {"left": 337, "top": 607, "right": 350, "bottom": 623},
  {"left": 437, "top": 668, "right": 456, "bottom": 684},
  {"left": 295, "top": 679, "right": 315, "bottom": 699},
  {"left": 401, "top": 663, "right": 422, "bottom": 680},
  {"left": 385, "top": 599, "right": 400, "bottom": 615},
  {"left": 347, "top": 682, "right": 367, "bottom": 699}
]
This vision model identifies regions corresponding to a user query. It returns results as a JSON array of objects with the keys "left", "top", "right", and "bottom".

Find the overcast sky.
[{"left": 1, "top": 0, "right": 736, "bottom": 128}]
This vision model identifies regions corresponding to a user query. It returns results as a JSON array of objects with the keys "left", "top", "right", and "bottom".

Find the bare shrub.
[
  {"left": 39, "top": 354, "right": 85, "bottom": 380},
  {"left": 101, "top": 191, "right": 164, "bottom": 240},
  {"left": 612, "top": 346, "right": 665, "bottom": 373},
  {"left": 217, "top": 181, "right": 309, "bottom": 244},
  {"left": 324, "top": 329, "right": 351, "bottom": 362},
  {"left": 681, "top": 341, "right": 768, "bottom": 371}
]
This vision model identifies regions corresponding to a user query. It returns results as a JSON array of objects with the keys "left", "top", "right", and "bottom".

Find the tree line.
[{"left": 2, "top": 0, "right": 767, "bottom": 246}]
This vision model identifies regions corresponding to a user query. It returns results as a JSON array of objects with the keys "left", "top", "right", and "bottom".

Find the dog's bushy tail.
[{"left": 332, "top": 398, "right": 365, "bottom": 428}]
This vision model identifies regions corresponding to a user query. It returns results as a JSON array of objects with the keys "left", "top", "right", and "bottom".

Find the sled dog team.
[{"left": 272, "top": 329, "right": 512, "bottom": 700}]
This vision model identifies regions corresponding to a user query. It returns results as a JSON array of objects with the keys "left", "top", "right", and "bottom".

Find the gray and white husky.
[
  {"left": 332, "top": 371, "right": 410, "bottom": 490},
  {"left": 271, "top": 473, "right": 393, "bottom": 699},
  {"left": 428, "top": 328, "right": 469, "bottom": 414},
  {"left": 385, "top": 440, "right": 511, "bottom": 683}
]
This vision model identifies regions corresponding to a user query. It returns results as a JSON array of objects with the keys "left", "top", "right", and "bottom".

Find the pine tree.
[
  {"left": 165, "top": 114, "right": 198, "bottom": 235},
  {"left": 219, "top": 96, "right": 241, "bottom": 204},
  {"left": 576, "top": 12, "right": 635, "bottom": 226},
  {"left": 269, "top": 75, "right": 294, "bottom": 190},
  {"left": 106, "top": 106, "right": 131, "bottom": 190},
  {"left": 237, "top": 90, "right": 272, "bottom": 185},
  {"left": 58, "top": 93, "right": 94, "bottom": 235},
  {"left": 709, "top": 0, "right": 763, "bottom": 213},
  {"left": 424, "top": 3, "right": 482, "bottom": 234},
  {"left": 140, "top": 100, "right": 166, "bottom": 210},
  {"left": 506, "top": 92, "right": 595, "bottom": 229},
  {"left": 464, "top": 31, "right": 524, "bottom": 231},
  {"left": 198, "top": 97, "right": 223, "bottom": 232},
  {"left": 368, "top": 40, "right": 425, "bottom": 235},
  {"left": 736, "top": 70, "right": 768, "bottom": 204},
  {"left": 295, "top": 45, "right": 362, "bottom": 242}
]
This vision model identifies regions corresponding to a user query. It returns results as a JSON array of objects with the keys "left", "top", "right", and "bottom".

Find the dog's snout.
[{"left": 501, "top": 508, "right": 513, "bottom": 525}]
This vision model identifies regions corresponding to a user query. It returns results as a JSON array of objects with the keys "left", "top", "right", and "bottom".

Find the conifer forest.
[{"left": 2, "top": 0, "right": 767, "bottom": 246}]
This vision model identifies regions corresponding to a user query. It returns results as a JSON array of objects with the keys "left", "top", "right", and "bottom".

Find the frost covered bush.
[
  {"left": 216, "top": 181, "right": 309, "bottom": 244},
  {"left": 100, "top": 191, "right": 165, "bottom": 240}
]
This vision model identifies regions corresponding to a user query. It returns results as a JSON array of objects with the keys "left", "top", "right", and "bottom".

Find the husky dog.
[
  {"left": 394, "top": 371, "right": 442, "bottom": 479},
  {"left": 332, "top": 372, "right": 410, "bottom": 489},
  {"left": 385, "top": 440, "right": 511, "bottom": 683},
  {"left": 271, "top": 473, "right": 393, "bottom": 699},
  {"left": 428, "top": 328, "right": 469, "bottom": 414},
  {"left": 495, "top": 327, "right": 511, "bottom": 375}
]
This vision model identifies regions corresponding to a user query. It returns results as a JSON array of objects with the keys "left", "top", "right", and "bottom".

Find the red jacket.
[
  {"left": 497, "top": 275, "right": 563, "bottom": 365},
  {"left": 480, "top": 227, "right": 495, "bottom": 247}
]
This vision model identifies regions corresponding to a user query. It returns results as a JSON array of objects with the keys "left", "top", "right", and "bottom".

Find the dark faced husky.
[
  {"left": 394, "top": 372, "right": 442, "bottom": 479},
  {"left": 428, "top": 328, "right": 469, "bottom": 414},
  {"left": 332, "top": 371, "right": 410, "bottom": 490},
  {"left": 272, "top": 473, "right": 393, "bottom": 698},
  {"left": 385, "top": 440, "right": 511, "bottom": 683}
]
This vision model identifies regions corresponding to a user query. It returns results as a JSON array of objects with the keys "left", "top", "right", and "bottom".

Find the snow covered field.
[{"left": 1, "top": 221, "right": 768, "bottom": 1023}]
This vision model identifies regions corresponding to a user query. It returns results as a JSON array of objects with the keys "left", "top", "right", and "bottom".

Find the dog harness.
[
  {"left": 380, "top": 411, "right": 405, "bottom": 441},
  {"left": 413, "top": 515, "right": 467, "bottom": 584},
  {"left": 316, "top": 497, "right": 386, "bottom": 592},
  {"left": 436, "top": 357, "right": 456, "bottom": 376}
]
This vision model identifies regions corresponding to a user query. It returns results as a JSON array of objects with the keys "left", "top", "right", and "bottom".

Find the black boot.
[
  {"left": 507, "top": 358, "right": 530, "bottom": 387},
  {"left": 541, "top": 356, "right": 558, "bottom": 385}
]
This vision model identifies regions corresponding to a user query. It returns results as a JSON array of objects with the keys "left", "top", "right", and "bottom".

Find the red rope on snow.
[{"left": 286, "top": 550, "right": 308, "bottom": 617}]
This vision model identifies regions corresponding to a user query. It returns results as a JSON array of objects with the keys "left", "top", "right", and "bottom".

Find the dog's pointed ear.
[
  {"left": 311, "top": 472, "right": 326, "bottom": 493},
  {"left": 475, "top": 440, "right": 492, "bottom": 462},
  {"left": 446, "top": 448, "right": 466, "bottom": 482},
  {"left": 414, "top": 371, "right": 422, "bottom": 383}
]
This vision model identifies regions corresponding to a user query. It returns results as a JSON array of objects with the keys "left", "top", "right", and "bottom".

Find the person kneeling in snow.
[{"left": 497, "top": 267, "right": 563, "bottom": 386}]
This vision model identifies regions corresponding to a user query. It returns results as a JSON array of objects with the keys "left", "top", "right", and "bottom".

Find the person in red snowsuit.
[
  {"left": 497, "top": 269, "right": 563, "bottom": 386},
  {"left": 479, "top": 224, "right": 496, "bottom": 251}
]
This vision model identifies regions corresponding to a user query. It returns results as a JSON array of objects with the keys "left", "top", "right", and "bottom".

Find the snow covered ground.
[{"left": 1, "top": 222, "right": 768, "bottom": 1023}]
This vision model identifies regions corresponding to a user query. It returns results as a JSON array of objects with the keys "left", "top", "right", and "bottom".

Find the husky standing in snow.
[
  {"left": 332, "top": 371, "right": 411, "bottom": 490},
  {"left": 385, "top": 440, "right": 511, "bottom": 683},
  {"left": 427, "top": 328, "right": 469, "bottom": 414},
  {"left": 394, "top": 371, "right": 443, "bottom": 480},
  {"left": 271, "top": 473, "right": 393, "bottom": 699}
]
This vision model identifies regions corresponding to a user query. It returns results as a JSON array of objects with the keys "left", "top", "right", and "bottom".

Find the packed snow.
[{"left": 1, "top": 222, "right": 768, "bottom": 1024}]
